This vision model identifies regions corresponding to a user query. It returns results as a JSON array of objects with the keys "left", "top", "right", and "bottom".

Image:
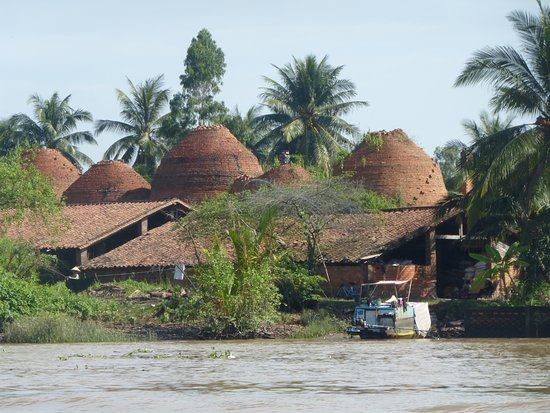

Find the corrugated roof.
[
  {"left": 84, "top": 207, "right": 458, "bottom": 270},
  {"left": 5, "top": 199, "right": 190, "bottom": 250}
]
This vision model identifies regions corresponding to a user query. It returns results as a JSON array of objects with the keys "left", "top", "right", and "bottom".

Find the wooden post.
[{"left": 425, "top": 230, "right": 436, "bottom": 266}]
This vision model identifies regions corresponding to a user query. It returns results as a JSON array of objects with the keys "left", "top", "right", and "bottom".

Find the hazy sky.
[{"left": 0, "top": 0, "right": 539, "bottom": 162}]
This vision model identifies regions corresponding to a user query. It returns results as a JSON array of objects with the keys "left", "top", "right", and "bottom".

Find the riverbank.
[{"left": 1, "top": 279, "right": 547, "bottom": 343}]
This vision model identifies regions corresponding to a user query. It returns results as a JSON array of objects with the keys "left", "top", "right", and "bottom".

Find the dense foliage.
[
  {"left": 0, "top": 147, "right": 62, "bottom": 228},
  {"left": 173, "top": 210, "right": 283, "bottom": 337},
  {"left": 454, "top": 3, "right": 550, "bottom": 238},
  {"left": 0, "top": 273, "right": 114, "bottom": 325},
  {"left": 0, "top": 238, "right": 55, "bottom": 280},
  {"left": 277, "top": 263, "right": 325, "bottom": 311},
  {"left": 433, "top": 141, "right": 464, "bottom": 190},
  {"left": 447, "top": 2, "right": 550, "bottom": 303}
]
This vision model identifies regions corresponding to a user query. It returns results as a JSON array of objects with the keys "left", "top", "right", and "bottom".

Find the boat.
[{"left": 346, "top": 279, "right": 431, "bottom": 339}]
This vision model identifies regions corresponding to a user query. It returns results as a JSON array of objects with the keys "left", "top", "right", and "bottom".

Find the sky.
[{"left": 0, "top": 0, "right": 539, "bottom": 162}]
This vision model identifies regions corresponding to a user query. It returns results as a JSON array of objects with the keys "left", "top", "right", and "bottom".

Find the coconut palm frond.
[
  {"left": 5, "top": 93, "right": 94, "bottom": 169},
  {"left": 254, "top": 55, "right": 367, "bottom": 173},
  {"left": 98, "top": 76, "right": 170, "bottom": 180}
]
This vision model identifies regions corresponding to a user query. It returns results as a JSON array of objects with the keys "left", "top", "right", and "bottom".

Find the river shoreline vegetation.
[{"left": 0, "top": 2, "right": 549, "bottom": 343}]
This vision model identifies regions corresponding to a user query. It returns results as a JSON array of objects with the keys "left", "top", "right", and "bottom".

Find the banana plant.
[{"left": 469, "top": 241, "right": 528, "bottom": 299}]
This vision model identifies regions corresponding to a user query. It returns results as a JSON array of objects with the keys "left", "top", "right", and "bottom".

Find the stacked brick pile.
[
  {"left": 63, "top": 160, "right": 151, "bottom": 204},
  {"left": 231, "top": 163, "right": 311, "bottom": 193},
  {"left": 336, "top": 129, "right": 447, "bottom": 206},
  {"left": 24, "top": 148, "right": 81, "bottom": 198},
  {"left": 151, "top": 125, "right": 263, "bottom": 203}
]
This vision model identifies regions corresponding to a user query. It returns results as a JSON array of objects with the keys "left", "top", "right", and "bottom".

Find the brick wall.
[
  {"left": 368, "top": 264, "right": 437, "bottom": 299},
  {"left": 322, "top": 264, "right": 368, "bottom": 296}
]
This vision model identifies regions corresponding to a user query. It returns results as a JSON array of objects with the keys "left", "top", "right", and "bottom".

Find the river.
[{"left": 1, "top": 337, "right": 549, "bottom": 412}]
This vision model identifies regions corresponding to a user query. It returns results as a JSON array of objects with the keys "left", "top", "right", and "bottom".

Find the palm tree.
[
  {"left": 455, "top": 2, "right": 550, "bottom": 236},
  {"left": 96, "top": 75, "right": 170, "bottom": 181},
  {"left": 253, "top": 55, "right": 368, "bottom": 173},
  {"left": 438, "top": 111, "right": 516, "bottom": 191},
  {"left": 3, "top": 93, "right": 95, "bottom": 168},
  {"left": 462, "top": 110, "right": 515, "bottom": 143},
  {"left": 0, "top": 117, "right": 26, "bottom": 156},
  {"left": 218, "top": 105, "right": 265, "bottom": 153}
]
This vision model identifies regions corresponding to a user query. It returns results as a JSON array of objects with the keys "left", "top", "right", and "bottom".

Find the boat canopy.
[{"left": 359, "top": 278, "right": 414, "bottom": 301}]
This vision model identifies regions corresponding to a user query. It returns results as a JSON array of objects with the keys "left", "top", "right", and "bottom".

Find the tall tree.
[
  {"left": 162, "top": 29, "right": 227, "bottom": 145},
  {"left": 454, "top": 1, "right": 550, "bottom": 237},
  {"left": 1, "top": 93, "right": 95, "bottom": 168},
  {"left": 96, "top": 75, "right": 170, "bottom": 181},
  {"left": 253, "top": 55, "right": 368, "bottom": 174}
]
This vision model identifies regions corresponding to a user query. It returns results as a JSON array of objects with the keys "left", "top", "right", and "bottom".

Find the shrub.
[
  {"left": 0, "top": 272, "right": 117, "bottom": 326},
  {"left": 291, "top": 310, "right": 347, "bottom": 339},
  {"left": 277, "top": 263, "right": 325, "bottom": 311},
  {"left": 509, "top": 280, "right": 550, "bottom": 306},
  {"left": 0, "top": 237, "right": 57, "bottom": 281},
  {"left": 3, "top": 313, "right": 129, "bottom": 343},
  {"left": 174, "top": 246, "right": 281, "bottom": 337}
]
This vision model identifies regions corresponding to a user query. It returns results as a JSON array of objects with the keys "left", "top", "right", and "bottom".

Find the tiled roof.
[
  {"left": 83, "top": 222, "right": 211, "bottom": 270},
  {"left": 6, "top": 199, "right": 190, "bottom": 250},
  {"left": 283, "top": 207, "right": 456, "bottom": 263},
  {"left": 84, "top": 206, "right": 458, "bottom": 270}
]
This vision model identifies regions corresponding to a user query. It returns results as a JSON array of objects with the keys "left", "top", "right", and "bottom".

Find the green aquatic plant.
[{"left": 208, "top": 349, "right": 234, "bottom": 359}]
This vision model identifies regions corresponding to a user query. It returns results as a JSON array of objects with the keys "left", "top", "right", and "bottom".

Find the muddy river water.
[{"left": 0, "top": 338, "right": 549, "bottom": 412}]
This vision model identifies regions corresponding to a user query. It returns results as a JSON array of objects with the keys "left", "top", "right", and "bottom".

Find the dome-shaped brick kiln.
[
  {"left": 63, "top": 160, "right": 151, "bottom": 204},
  {"left": 24, "top": 148, "right": 81, "bottom": 198},
  {"left": 151, "top": 125, "right": 263, "bottom": 203},
  {"left": 231, "top": 163, "right": 312, "bottom": 193},
  {"left": 336, "top": 129, "right": 447, "bottom": 206}
]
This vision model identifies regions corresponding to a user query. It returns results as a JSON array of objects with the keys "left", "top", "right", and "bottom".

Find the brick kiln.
[
  {"left": 150, "top": 124, "right": 263, "bottom": 203},
  {"left": 63, "top": 160, "right": 151, "bottom": 204},
  {"left": 336, "top": 129, "right": 447, "bottom": 206},
  {"left": 24, "top": 148, "right": 81, "bottom": 198},
  {"left": 231, "top": 163, "right": 312, "bottom": 193}
]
